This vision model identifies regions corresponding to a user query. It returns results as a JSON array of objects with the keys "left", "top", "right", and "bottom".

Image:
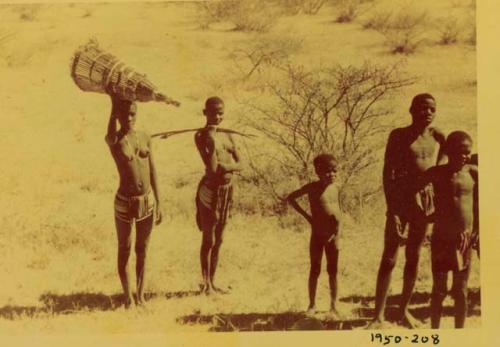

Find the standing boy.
[
  {"left": 368, "top": 93, "right": 446, "bottom": 328},
  {"left": 287, "top": 154, "right": 343, "bottom": 317},
  {"left": 421, "top": 131, "right": 478, "bottom": 328},
  {"left": 195, "top": 97, "right": 242, "bottom": 294}
]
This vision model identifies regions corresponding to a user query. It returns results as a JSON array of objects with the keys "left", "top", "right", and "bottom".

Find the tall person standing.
[
  {"left": 105, "top": 93, "right": 162, "bottom": 308},
  {"left": 194, "top": 97, "right": 242, "bottom": 295},
  {"left": 368, "top": 93, "right": 446, "bottom": 328}
]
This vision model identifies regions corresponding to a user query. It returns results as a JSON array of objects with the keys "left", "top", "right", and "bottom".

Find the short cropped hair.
[
  {"left": 205, "top": 96, "right": 224, "bottom": 109},
  {"left": 410, "top": 93, "right": 435, "bottom": 113},
  {"left": 313, "top": 153, "right": 338, "bottom": 172},
  {"left": 446, "top": 130, "right": 473, "bottom": 149}
]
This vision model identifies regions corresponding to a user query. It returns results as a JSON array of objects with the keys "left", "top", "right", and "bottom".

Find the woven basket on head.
[{"left": 70, "top": 39, "right": 180, "bottom": 106}]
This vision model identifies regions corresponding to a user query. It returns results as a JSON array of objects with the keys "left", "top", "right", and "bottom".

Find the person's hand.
[
  {"left": 424, "top": 223, "right": 433, "bottom": 244},
  {"left": 390, "top": 213, "right": 408, "bottom": 243},
  {"left": 107, "top": 85, "right": 130, "bottom": 110},
  {"left": 155, "top": 203, "right": 163, "bottom": 225},
  {"left": 328, "top": 232, "right": 342, "bottom": 250},
  {"left": 471, "top": 231, "right": 479, "bottom": 250},
  {"left": 458, "top": 230, "right": 472, "bottom": 254}
]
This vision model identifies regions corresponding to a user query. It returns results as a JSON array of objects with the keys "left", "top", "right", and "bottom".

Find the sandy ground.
[{"left": 0, "top": 0, "right": 478, "bottom": 333}]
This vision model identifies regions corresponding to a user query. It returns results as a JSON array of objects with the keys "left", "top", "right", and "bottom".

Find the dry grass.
[
  {"left": 369, "top": 7, "right": 429, "bottom": 54},
  {"left": 196, "top": 0, "right": 278, "bottom": 32},
  {"left": 436, "top": 16, "right": 461, "bottom": 45},
  {"left": 333, "top": 0, "right": 374, "bottom": 23},
  {"left": 0, "top": 0, "right": 478, "bottom": 333}
]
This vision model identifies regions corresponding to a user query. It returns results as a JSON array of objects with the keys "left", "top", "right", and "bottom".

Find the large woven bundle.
[{"left": 70, "top": 39, "right": 180, "bottom": 106}]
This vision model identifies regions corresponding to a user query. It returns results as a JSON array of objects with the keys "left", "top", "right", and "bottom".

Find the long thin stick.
[{"left": 151, "top": 127, "right": 257, "bottom": 139}]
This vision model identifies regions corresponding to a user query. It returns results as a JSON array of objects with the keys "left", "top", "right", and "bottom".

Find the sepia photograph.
[{"left": 0, "top": 0, "right": 486, "bottom": 339}]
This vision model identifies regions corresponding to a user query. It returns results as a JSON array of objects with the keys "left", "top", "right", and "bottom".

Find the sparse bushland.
[
  {"left": 0, "top": 1, "right": 479, "bottom": 332},
  {"left": 233, "top": 60, "right": 414, "bottom": 217},
  {"left": 299, "top": 0, "right": 328, "bottom": 15},
  {"left": 366, "top": 7, "right": 429, "bottom": 54},
  {"left": 334, "top": 0, "right": 360, "bottom": 23},
  {"left": 16, "top": 5, "right": 40, "bottom": 22},
  {"left": 196, "top": 0, "right": 278, "bottom": 32},
  {"left": 333, "top": 0, "right": 375, "bottom": 23},
  {"left": 362, "top": 8, "right": 391, "bottom": 30},
  {"left": 276, "top": 0, "right": 303, "bottom": 15},
  {"left": 437, "top": 16, "right": 462, "bottom": 45},
  {"left": 229, "top": 34, "right": 303, "bottom": 82}
]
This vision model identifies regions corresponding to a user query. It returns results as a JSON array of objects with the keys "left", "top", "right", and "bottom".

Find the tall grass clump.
[
  {"left": 229, "top": 33, "right": 303, "bottom": 83},
  {"left": 276, "top": 0, "right": 303, "bottom": 15},
  {"left": 17, "top": 5, "right": 40, "bottom": 22},
  {"left": 333, "top": 0, "right": 373, "bottom": 23},
  {"left": 196, "top": 0, "right": 278, "bottom": 32},
  {"left": 437, "top": 16, "right": 462, "bottom": 45},
  {"left": 300, "top": 0, "right": 328, "bottom": 15},
  {"left": 275, "top": 0, "right": 328, "bottom": 15},
  {"left": 362, "top": 9, "right": 391, "bottom": 30},
  {"left": 366, "top": 7, "right": 429, "bottom": 54}
]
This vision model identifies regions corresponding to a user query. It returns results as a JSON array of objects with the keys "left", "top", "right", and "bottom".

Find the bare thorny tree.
[{"left": 233, "top": 49, "right": 415, "bottom": 214}]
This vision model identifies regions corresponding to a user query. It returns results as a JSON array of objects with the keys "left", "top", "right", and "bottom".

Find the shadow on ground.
[
  {"left": 177, "top": 288, "right": 481, "bottom": 331},
  {"left": 0, "top": 290, "right": 201, "bottom": 319},
  {"left": 339, "top": 288, "right": 481, "bottom": 308},
  {"left": 0, "top": 288, "right": 481, "bottom": 330},
  {"left": 177, "top": 311, "right": 368, "bottom": 331}
]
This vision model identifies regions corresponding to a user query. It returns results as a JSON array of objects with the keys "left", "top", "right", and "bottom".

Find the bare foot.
[
  {"left": 123, "top": 296, "right": 135, "bottom": 310},
  {"left": 201, "top": 282, "right": 215, "bottom": 296},
  {"left": 328, "top": 308, "right": 345, "bottom": 320},
  {"left": 399, "top": 311, "right": 421, "bottom": 329},
  {"left": 136, "top": 296, "right": 147, "bottom": 307},
  {"left": 306, "top": 305, "right": 317, "bottom": 316},
  {"left": 199, "top": 282, "right": 211, "bottom": 295}
]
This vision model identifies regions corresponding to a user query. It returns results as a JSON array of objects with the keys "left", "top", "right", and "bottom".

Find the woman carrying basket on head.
[{"left": 105, "top": 91, "right": 163, "bottom": 308}]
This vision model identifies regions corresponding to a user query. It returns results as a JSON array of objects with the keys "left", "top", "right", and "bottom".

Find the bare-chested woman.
[
  {"left": 195, "top": 97, "right": 242, "bottom": 295},
  {"left": 368, "top": 93, "right": 446, "bottom": 328},
  {"left": 105, "top": 93, "right": 162, "bottom": 308}
]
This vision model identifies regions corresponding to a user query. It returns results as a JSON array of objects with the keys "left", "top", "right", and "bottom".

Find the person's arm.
[
  {"left": 148, "top": 136, "right": 162, "bottom": 225},
  {"left": 105, "top": 96, "right": 120, "bottom": 145},
  {"left": 419, "top": 167, "right": 437, "bottom": 223},
  {"left": 470, "top": 164, "right": 479, "bottom": 250},
  {"left": 383, "top": 129, "right": 408, "bottom": 239},
  {"left": 286, "top": 184, "right": 313, "bottom": 224},
  {"left": 383, "top": 130, "right": 400, "bottom": 215},
  {"left": 195, "top": 128, "right": 218, "bottom": 175},
  {"left": 433, "top": 127, "right": 448, "bottom": 165}
]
